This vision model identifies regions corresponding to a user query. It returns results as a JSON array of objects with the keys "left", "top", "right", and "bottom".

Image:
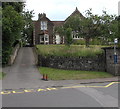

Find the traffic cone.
[
  {"left": 42, "top": 74, "right": 45, "bottom": 80},
  {"left": 45, "top": 74, "right": 48, "bottom": 81}
]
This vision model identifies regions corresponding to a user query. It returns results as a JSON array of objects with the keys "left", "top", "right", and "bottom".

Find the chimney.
[{"left": 38, "top": 13, "right": 42, "bottom": 20}]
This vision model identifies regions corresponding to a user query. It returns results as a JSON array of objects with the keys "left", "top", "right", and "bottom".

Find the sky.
[{"left": 25, "top": 0, "right": 120, "bottom": 21}]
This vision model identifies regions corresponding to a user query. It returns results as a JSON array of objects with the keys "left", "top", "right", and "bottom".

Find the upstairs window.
[{"left": 41, "top": 21, "right": 47, "bottom": 30}]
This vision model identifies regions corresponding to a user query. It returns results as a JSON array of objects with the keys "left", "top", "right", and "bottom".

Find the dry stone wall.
[{"left": 38, "top": 54, "right": 106, "bottom": 72}]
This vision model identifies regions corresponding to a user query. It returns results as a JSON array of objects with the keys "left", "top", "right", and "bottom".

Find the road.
[{"left": 2, "top": 82, "right": 119, "bottom": 107}]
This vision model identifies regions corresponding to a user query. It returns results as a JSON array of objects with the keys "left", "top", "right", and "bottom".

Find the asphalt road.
[{"left": 2, "top": 82, "right": 119, "bottom": 107}]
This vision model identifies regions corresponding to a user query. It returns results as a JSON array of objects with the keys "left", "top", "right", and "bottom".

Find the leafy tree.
[
  {"left": 22, "top": 10, "right": 34, "bottom": 46},
  {"left": 54, "top": 26, "right": 65, "bottom": 37},
  {"left": 2, "top": 2, "right": 24, "bottom": 13},
  {"left": 2, "top": 4, "right": 24, "bottom": 65},
  {"left": 64, "top": 9, "right": 101, "bottom": 47},
  {"left": 118, "top": 15, "right": 120, "bottom": 45},
  {"left": 65, "top": 28, "right": 73, "bottom": 46},
  {"left": 99, "top": 11, "right": 116, "bottom": 42}
]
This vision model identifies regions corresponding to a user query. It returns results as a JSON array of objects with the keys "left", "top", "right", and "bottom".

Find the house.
[{"left": 33, "top": 7, "right": 84, "bottom": 45}]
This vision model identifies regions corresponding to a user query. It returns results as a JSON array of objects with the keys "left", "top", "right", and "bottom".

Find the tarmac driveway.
[{"left": 2, "top": 47, "right": 44, "bottom": 89}]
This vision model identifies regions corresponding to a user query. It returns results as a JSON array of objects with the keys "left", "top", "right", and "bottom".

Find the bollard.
[
  {"left": 42, "top": 74, "right": 45, "bottom": 80},
  {"left": 45, "top": 74, "right": 48, "bottom": 81}
]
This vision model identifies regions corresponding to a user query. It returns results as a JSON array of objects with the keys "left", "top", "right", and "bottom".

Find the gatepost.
[{"left": 103, "top": 46, "right": 120, "bottom": 76}]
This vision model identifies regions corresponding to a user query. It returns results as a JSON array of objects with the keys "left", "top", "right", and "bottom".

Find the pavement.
[{"left": 2, "top": 47, "right": 119, "bottom": 90}]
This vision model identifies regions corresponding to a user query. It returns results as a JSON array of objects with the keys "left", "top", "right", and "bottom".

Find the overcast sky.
[{"left": 25, "top": 0, "right": 120, "bottom": 21}]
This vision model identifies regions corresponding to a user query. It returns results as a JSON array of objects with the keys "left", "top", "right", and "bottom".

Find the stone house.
[{"left": 33, "top": 7, "right": 84, "bottom": 45}]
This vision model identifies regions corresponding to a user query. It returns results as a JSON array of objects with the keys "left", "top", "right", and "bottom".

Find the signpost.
[{"left": 114, "top": 38, "right": 118, "bottom": 75}]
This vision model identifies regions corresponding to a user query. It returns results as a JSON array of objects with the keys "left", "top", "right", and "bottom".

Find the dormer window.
[{"left": 41, "top": 21, "right": 47, "bottom": 30}]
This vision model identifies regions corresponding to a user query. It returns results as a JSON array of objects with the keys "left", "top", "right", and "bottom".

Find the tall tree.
[
  {"left": 64, "top": 9, "right": 101, "bottom": 47},
  {"left": 99, "top": 11, "right": 117, "bottom": 42},
  {"left": 2, "top": 3, "right": 24, "bottom": 65},
  {"left": 22, "top": 10, "right": 34, "bottom": 46}
]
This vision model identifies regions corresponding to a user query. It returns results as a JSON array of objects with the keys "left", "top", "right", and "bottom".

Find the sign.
[
  {"left": 114, "top": 38, "right": 118, "bottom": 44},
  {"left": 114, "top": 55, "right": 118, "bottom": 64}
]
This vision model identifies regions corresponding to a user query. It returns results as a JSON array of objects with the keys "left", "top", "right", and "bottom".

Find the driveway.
[{"left": 2, "top": 47, "right": 46, "bottom": 89}]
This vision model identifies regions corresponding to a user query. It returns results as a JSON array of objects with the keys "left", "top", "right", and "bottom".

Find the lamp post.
[{"left": 114, "top": 38, "right": 118, "bottom": 75}]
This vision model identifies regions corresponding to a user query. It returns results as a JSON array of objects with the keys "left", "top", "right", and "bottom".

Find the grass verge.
[
  {"left": 39, "top": 67, "right": 113, "bottom": 80},
  {"left": 0, "top": 72, "right": 6, "bottom": 79}
]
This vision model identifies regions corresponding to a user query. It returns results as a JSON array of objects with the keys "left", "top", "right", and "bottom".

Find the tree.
[
  {"left": 99, "top": 11, "right": 116, "bottom": 42},
  {"left": 63, "top": 9, "right": 102, "bottom": 47},
  {"left": 2, "top": 3, "right": 24, "bottom": 65},
  {"left": 118, "top": 15, "right": 120, "bottom": 45},
  {"left": 65, "top": 28, "right": 73, "bottom": 46},
  {"left": 22, "top": 10, "right": 34, "bottom": 46}
]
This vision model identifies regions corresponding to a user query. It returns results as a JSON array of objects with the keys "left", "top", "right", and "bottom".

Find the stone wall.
[
  {"left": 8, "top": 44, "right": 20, "bottom": 65},
  {"left": 103, "top": 47, "right": 120, "bottom": 76},
  {"left": 38, "top": 54, "right": 106, "bottom": 72}
]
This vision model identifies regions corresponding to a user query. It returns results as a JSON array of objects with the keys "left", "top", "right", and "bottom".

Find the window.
[
  {"left": 40, "top": 35, "right": 44, "bottom": 42},
  {"left": 41, "top": 21, "right": 47, "bottom": 30},
  {"left": 44, "top": 34, "right": 49, "bottom": 41},
  {"left": 72, "top": 31, "right": 80, "bottom": 39}
]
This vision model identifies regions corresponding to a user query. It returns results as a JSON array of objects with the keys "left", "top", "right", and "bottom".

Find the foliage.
[
  {"left": 100, "top": 11, "right": 118, "bottom": 42},
  {"left": 55, "top": 9, "right": 118, "bottom": 47},
  {"left": 54, "top": 26, "right": 65, "bottom": 37},
  {"left": 2, "top": 2, "right": 24, "bottom": 13},
  {"left": 117, "top": 15, "right": 120, "bottom": 46},
  {"left": 36, "top": 45, "right": 104, "bottom": 57},
  {"left": 2, "top": 3, "right": 24, "bottom": 65},
  {"left": 65, "top": 28, "right": 73, "bottom": 46},
  {"left": 63, "top": 9, "right": 102, "bottom": 47},
  {"left": 22, "top": 10, "right": 34, "bottom": 46},
  {"left": 39, "top": 67, "right": 113, "bottom": 80},
  {"left": 2, "top": 2, "right": 34, "bottom": 64}
]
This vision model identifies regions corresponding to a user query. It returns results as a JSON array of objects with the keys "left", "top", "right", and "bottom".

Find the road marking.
[
  {"left": 12, "top": 91, "right": 24, "bottom": 94},
  {"left": 105, "top": 82, "right": 115, "bottom": 88},
  {"left": 1, "top": 82, "right": 119, "bottom": 95},
  {"left": 37, "top": 89, "right": 47, "bottom": 92}
]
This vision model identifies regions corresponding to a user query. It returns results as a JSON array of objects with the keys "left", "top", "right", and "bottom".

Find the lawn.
[
  {"left": 39, "top": 67, "right": 113, "bottom": 80},
  {"left": 0, "top": 72, "right": 6, "bottom": 79},
  {"left": 36, "top": 45, "right": 105, "bottom": 57}
]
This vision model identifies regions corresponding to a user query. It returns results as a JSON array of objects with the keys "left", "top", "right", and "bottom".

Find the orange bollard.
[
  {"left": 45, "top": 74, "right": 48, "bottom": 81},
  {"left": 42, "top": 74, "right": 45, "bottom": 80}
]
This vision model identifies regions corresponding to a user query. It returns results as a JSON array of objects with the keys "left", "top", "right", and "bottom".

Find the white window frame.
[
  {"left": 41, "top": 21, "right": 47, "bottom": 30},
  {"left": 40, "top": 35, "right": 44, "bottom": 42},
  {"left": 72, "top": 31, "right": 80, "bottom": 39},
  {"left": 44, "top": 34, "right": 49, "bottom": 42}
]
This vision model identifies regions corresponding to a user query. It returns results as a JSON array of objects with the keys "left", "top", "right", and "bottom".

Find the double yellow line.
[
  {"left": 62, "top": 82, "right": 119, "bottom": 89},
  {"left": 1, "top": 82, "right": 119, "bottom": 95}
]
